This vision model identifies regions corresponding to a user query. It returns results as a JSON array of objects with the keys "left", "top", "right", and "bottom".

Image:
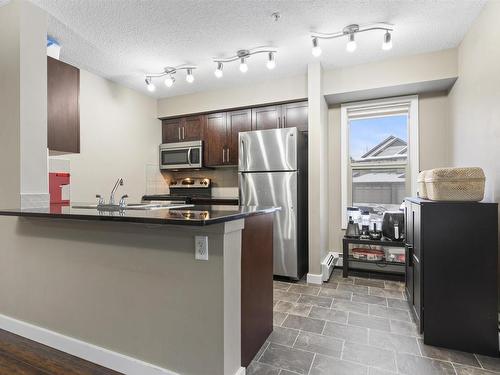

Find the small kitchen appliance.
[
  {"left": 346, "top": 217, "right": 360, "bottom": 238},
  {"left": 159, "top": 140, "right": 203, "bottom": 170},
  {"left": 382, "top": 211, "right": 404, "bottom": 240}
]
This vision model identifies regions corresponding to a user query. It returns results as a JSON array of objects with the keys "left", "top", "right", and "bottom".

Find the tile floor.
[{"left": 247, "top": 269, "right": 500, "bottom": 375}]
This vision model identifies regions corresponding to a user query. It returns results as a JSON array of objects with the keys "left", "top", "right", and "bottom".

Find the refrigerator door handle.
[{"left": 240, "top": 139, "right": 246, "bottom": 170}]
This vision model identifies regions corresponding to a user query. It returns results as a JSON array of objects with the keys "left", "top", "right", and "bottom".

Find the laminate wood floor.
[{"left": 0, "top": 329, "right": 122, "bottom": 375}]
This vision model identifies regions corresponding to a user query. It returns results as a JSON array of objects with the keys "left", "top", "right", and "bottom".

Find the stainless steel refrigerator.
[{"left": 239, "top": 127, "right": 308, "bottom": 280}]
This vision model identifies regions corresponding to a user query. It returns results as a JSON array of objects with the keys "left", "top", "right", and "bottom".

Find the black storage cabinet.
[{"left": 405, "top": 198, "right": 498, "bottom": 356}]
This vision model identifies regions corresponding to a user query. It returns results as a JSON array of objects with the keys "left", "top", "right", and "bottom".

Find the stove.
[{"left": 143, "top": 177, "right": 212, "bottom": 203}]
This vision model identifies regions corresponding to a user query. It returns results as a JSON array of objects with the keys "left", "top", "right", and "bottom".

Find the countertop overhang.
[{"left": 0, "top": 204, "right": 280, "bottom": 226}]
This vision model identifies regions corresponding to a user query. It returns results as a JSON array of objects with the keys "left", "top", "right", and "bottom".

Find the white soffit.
[{"left": 28, "top": 0, "right": 485, "bottom": 99}]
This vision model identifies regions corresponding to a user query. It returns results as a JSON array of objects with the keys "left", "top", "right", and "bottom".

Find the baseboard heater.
[{"left": 321, "top": 251, "right": 340, "bottom": 282}]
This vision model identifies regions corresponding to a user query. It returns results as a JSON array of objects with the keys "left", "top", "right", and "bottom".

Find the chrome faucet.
[{"left": 109, "top": 178, "right": 124, "bottom": 205}]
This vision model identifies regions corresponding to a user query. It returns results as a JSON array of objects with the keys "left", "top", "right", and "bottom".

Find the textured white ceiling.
[{"left": 29, "top": 0, "right": 485, "bottom": 99}]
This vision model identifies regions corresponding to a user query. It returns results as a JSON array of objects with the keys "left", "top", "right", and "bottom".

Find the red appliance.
[{"left": 49, "top": 172, "right": 70, "bottom": 204}]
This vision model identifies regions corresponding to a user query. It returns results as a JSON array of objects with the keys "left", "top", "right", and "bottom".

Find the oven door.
[{"left": 159, "top": 141, "right": 202, "bottom": 170}]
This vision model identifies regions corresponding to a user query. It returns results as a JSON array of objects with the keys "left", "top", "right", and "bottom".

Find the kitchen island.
[{"left": 0, "top": 204, "right": 278, "bottom": 375}]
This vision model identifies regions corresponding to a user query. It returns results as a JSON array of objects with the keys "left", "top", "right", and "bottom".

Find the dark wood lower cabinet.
[
  {"left": 405, "top": 198, "right": 499, "bottom": 356},
  {"left": 241, "top": 214, "right": 273, "bottom": 367}
]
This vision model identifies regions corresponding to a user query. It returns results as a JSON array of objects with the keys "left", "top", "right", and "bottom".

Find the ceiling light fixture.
[
  {"left": 239, "top": 57, "right": 248, "bottom": 73},
  {"left": 213, "top": 47, "right": 278, "bottom": 77},
  {"left": 164, "top": 75, "right": 175, "bottom": 88},
  {"left": 266, "top": 52, "right": 276, "bottom": 70},
  {"left": 382, "top": 30, "right": 393, "bottom": 50},
  {"left": 145, "top": 77, "right": 155, "bottom": 92},
  {"left": 144, "top": 65, "right": 197, "bottom": 90},
  {"left": 214, "top": 62, "right": 224, "bottom": 78},
  {"left": 311, "top": 37, "right": 322, "bottom": 57},
  {"left": 346, "top": 33, "right": 357, "bottom": 53},
  {"left": 311, "top": 23, "right": 393, "bottom": 55},
  {"left": 186, "top": 69, "right": 195, "bottom": 83}
]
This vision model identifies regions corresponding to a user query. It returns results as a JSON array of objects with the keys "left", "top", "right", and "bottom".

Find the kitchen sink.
[{"left": 72, "top": 203, "right": 194, "bottom": 211}]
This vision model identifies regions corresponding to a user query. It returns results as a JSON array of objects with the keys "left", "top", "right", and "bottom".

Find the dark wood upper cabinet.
[
  {"left": 205, "top": 112, "right": 227, "bottom": 167},
  {"left": 160, "top": 100, "right": 308, "bottom": 168},
  {"left": 251, "top": 105, "right": 282, "bottom": 130},
  {"left": 183, "top": 115, "right": 204, "bottom": 141},
  {"left": 162, "top": 118, "right": 182, "bottom": 143},
  {"left": 47, "top": 56, "right": 80, "bottom": 153},
  {"left": 227, "top": 109, "right": 251, "bottom": 165},
  {"left": 282, "top": 101, "right": 308, "bottom": 131},
  {"left": 162, "top": 116, "right": 203, "bottom": 143}
]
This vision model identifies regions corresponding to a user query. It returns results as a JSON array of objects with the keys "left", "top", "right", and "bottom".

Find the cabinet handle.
[
  {"left": 222, "top": 148, "right": 225, "bottom": 163},
  {"left": 182, "top": 127, "right": 185, "bottom": 140},
  {"left": 178, "top": 128, "right": 181, "bottom": 141},
  {"left": 227, "top": 148, "right": 230, "bottom": 163}
]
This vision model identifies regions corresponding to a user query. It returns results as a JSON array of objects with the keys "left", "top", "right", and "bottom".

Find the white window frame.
[{"left": 341, "top": 95, "right": 419, "bottom": 229}]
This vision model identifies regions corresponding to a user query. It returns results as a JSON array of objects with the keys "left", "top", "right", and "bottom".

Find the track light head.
[
  {"left": 346, "top": 33, "right": 357, "bottom": 53},
  {"left": 266, "top": 52, "right": 276, "bottom": 70},
  {"left": 239, "top": 57, "right": 248, "bottom": 73},
  {"left": 382, "top": 31, "right": 392, "bottom": 50},
  {"left": 214, "top": 62, "right": 223, "bottom": 78},
  {"left": 145, "top": 77, "right": 155, "bottom": 92},
  {"left": 164, "top": 75, "right": 175, "bottom": 88},
  {"left": 312, "top": 37, "right": 322, "bottom": 57},
  {"left": 186, "top": 69, "right": 194, "bottom": 83}
]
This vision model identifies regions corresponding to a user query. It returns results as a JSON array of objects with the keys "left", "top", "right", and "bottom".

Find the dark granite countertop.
[{"left": 0, "top": 204, "right": 279, "bottom": 226}]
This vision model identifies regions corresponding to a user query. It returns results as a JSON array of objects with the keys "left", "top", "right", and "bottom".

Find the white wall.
[
  {"left": 448, "top": 0, "right": 500, "bottom": 204},
  {"left": 323, "top": 48, "right": 458, "bottom": 97},
  {"left": 157, "top": 74, "right": 307, "bottom": 118},
  {"left": 307, "top": 63, "right": 329, "bottom": 278},
  {"left": 0, "top": 0, "right": 48, "bottom": 209},
  {"left": 54, "top": 70, "right": 161, "bottom": 202}
]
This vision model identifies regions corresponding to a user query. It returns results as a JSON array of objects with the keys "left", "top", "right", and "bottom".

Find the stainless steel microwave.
[{"left": 159, "top": 140, "right": 203, "bottom": 170}]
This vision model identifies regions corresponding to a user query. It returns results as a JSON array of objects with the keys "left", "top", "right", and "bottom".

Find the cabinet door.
[
  {"left": 183, "top": 115, "right": 204, "bottom": 141},
  {"left": 282, "top": 101, "right": 308, "bottom": 131},
  {"left": 227, "top": 109, "right": 251, "bottom": 165},
  {"left": 162, "top": 118, "right": 182, "bottom": 143},
  {"left": 205, "top": 112, "right": 227, "bottom": 166},
  {"left": 47, "top": 56, "right": 80, "bottom": 153},
  {"left": 251, "top": 105, "right": 282, "bottom": 130}
]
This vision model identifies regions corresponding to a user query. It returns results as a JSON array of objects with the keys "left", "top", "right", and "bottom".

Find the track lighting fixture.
[
  {"left": 382, "top": 31, "right": 392, "bottom": 50},
  {"left": 186, "top": 69, "right": 194, "bottom": 83},
  {"left": 346, "top": 33, "right": 357, "bottom": 53},
  {"left": 164, "top": 75, "right": 175, "bottom": 88},
  {"left": 311, "top": 37, "right": 322, "bottom": 57},
  {"left": 214, "top": 62, "right": 224, "bottom": 78},
  {"left": 239, "top": 58, "right": 248, "bottom": 73},
  {"left": 213, "top": 47, "right": 278, "bottom": 77},
  {"left": 311, "top": 23, "right": 393, "bottom": 55},
  {"left": 266, "top": 52, "right": 276, "bottom": 70},
  {"left": 144, "top": 65, "right": 197, "bottom": 90},
  {"left": 145, "top": 77, "right": 155, "bottom": 92}
]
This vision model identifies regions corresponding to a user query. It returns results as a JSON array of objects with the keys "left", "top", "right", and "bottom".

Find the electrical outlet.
[{"left": 195, "top": 236, "right": 208, "bottom": 261}]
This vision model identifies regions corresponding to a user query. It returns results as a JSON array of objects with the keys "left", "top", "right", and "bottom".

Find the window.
[{"left": 341, "top": 96, "right": 419, "bottom": 228}]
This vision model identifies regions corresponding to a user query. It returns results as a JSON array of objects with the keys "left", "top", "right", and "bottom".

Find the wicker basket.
[
  {"left": 424, "top": 167, "right": 485, "bottom": 201},
  {"left": 417, "top": 170, "right": 429, "bottom": 199}
]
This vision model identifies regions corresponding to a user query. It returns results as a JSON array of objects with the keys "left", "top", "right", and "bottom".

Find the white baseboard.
[
  {"left": 235, "top": 367, "right": 246, "bottom": 375},
  {"left": 0, "top": 314, "right": 178, "bottom": 375},
  {"left": 306, "top": 273, "right": 323, "bottom": 285}
]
